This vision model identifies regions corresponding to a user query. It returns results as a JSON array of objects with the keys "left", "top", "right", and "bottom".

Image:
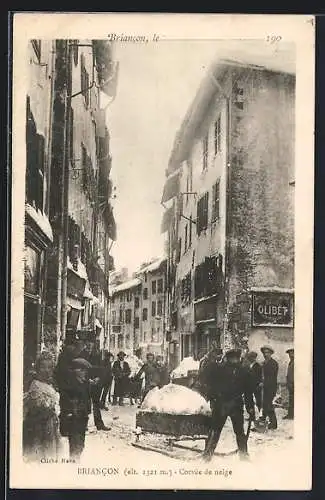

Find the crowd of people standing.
[{"left": 22, "top": 336, "right": 294, "bottom": 464}]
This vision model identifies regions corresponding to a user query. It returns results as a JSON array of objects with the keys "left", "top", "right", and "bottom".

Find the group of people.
[
  {"left": 197, "top": 344, "right": 294, "bottom": 461},
  {"left": 23, "top": 340, "right": 170, "bottom": 463}
]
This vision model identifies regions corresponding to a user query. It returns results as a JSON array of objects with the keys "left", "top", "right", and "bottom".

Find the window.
[
  {"left": 196, "top": 192, "right": 209, "bottom": 234},
  {"left": 151, "top": 328, "right": 156, "bottom": 342},
  {"left": 26, "top": 97, "right": 45, "bottom": 211},
  {"left": 110, "top": 334, "right": 115, "bottom": 349},
  {"left": 125, "top": 335, "right": 130, "bottom": 349},
  {"left": 142, "top": 308, "right": 148, "bottom": 321},
  {"left": 134, "top": 296, "right": 140, "bottom": 309},
  {"left": 189, "top": 217, "right": 193, "bottom": 247},
  {"left": 117, "top": 334, "right": 123, "bottom": 349},
  {"left": 202, "top": 133, "right": 209, "bottom": 171},
  {"left": 212, "top": 180, "right": 220, "bottom": 221},
  {"left": 143, "top": 331, "right": 147, "bottom": 342},
  {"left": 157, "top": 300, "right": 163, "bottom": 316},
  {"left": 157, "top": 278, "right": 163, "bottom": 294},
  {"left": 152, "top": 301, "right": 156, "bottom": 317},
  {"left": 234, "top": 82, "right": 244, "bottom": 110},
  {"left": 112, "top": 310, "right": 116, "bottom": 324},
  {"left": 181, "top": 272, "right": 192, "bottom": 305},
  {"left": 152, "top": 280, "right": 156, "bottom": 295},
  {"left": 126, "top": 290, "right": 132, "bottom": 302},
  {"left": 214, "top": 116, "right": 221, "bottom": 155},
  {"left": 31, "top": 40, "right": 41, "bottom": 62},
  {"left": 143, "top": 288, "right": 148, "bottom": 300},
  {"left": 134, "top": 317, "right": 140, "bottom": 329},
  {"left": 80, "top": 54, "right": 90, "bottom": 108},
  {"left": 176, "top": 238, "right": 182, "bottom": 263},
  {"left": 119, "top": 308, "right": 124, "bottom": 323},
  {"left": 125, "top": 309, "right": 132, "bottom": 324}
]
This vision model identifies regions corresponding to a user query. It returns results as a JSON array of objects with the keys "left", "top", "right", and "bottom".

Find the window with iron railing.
[
  {"left": 125, "top": 309, "right": 132, "bottom": 324},
  {"left": 157, "top": 300, "right": 163, "bottom": 316},
  {"left": 152, "top": 280, "right": 156, "bottom": 295},
  {"left": 134, "top": 296, "right": 140, "bottom": 309},
  {"left": 142, "top": 308, "right": 148, "bottom": 321}
]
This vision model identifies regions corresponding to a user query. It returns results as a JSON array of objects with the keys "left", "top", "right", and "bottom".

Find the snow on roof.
[
  {"left": 137, "top": 257, "right": 166, "bottom": 274},
  {"left": 25, "top": 204, "right": 53, "bottom": 242},
  {"left": 111, "top": 277, "right": 141, "bottom": 294}
]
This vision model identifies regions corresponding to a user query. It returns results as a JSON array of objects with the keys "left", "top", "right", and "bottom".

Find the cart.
[
  {"left": 132, "top": 409, "right": 253, "bottom": 459},
  {"left": 132, "top": 409, "right": 212, "bottom": 459}
]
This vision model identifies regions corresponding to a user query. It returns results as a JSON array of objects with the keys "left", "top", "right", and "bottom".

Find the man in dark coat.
[
  {"left": 284, "top": 348, "right": 294, "bottom": 420},
  {"left": 202, "top": 348, "right": 255, "bottom": 462},
  {"left": 112, "top": 351, "right": 131, "bottom": 405},
  {"left": 198, "top": 347, "right": 223, "bottom": 398},
  {"left": 81, "top": 341, "right": 110, "bottom": 431},
  {"left": 99, "top": 352, "right": 114, "bottom": 410},
  {"left": 58, "top": 357, "right": 92, "bottom": 462},
  {"left": 260, "top": 345, "right": 278, "bottom": 430},
  {"left": 246, "top": 351, "right": 262, "bottom": 412}
]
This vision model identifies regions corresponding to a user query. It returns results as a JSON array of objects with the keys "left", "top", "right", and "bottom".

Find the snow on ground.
[{"left": 59, "top": 403, "right": 294, "bottom": 468}]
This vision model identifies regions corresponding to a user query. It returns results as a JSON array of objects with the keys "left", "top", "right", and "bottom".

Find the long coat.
[
  {"left": 112, "top": 360, "right": 131, "bottom": 396},
  {"left": 262, "top": 358, "right": 279, "bottom": 399},
  {"left": 286, "top": 360, "right": 294, "bottom": 389},
  {"left": 204, "top": 362, "right": 254, "bottom": 415}
]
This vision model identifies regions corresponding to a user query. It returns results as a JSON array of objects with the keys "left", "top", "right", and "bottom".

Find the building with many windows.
[
  {"left": 161, "top": 48, "right": 295, "bottom": 380},
  {"left": 24, "top": 39, "right": 119, "bottom": 385},
  {"left": 109, "top": 258, "right": 167, "bottom": 358}
]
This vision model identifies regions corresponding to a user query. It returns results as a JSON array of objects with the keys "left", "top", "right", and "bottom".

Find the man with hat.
[
  {"left": 284, "top": 348, "right": 294, "bottom": 420},
  {"left": 260, "top": 345, "right": 278, "bottom": 429},
  {"left": 202, "top": 348, "right": 255, "bottom": 462},
  {"left": 112, "top": 351, "right": 131, "bottom": 406}
]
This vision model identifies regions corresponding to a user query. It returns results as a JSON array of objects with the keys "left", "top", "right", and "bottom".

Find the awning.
[
  {"left": 161, "top": 171, "right": 180, "bottom": 204},
  {"left": 160, "top": 206, "right": 174, "bottom": 234}
]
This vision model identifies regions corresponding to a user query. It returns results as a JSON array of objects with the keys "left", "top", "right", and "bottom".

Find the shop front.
[
  {"left": 194, "top": 295, "right": 222, "bottom": 358},
  {"left": 24, "top": 209, "right": 53, "bottom": 391}
]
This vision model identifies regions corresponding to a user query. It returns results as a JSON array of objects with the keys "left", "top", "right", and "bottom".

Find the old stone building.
[
  {"left": 109, "top": 258, "right": 167, "bottom": 357},
  {"left": 24, "top": 39, "right": 118, "bottom": 383},
  {"left": 162, "top": 48, "right": 295, "bottom": 380}
]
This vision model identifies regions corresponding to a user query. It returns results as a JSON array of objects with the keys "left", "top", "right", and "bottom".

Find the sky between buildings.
[
  {"left": 105, "top": 41, "right": 219, "bottom": 275},
  {"left": 104, "top": 40, "right": 295, "bottom": 275}
]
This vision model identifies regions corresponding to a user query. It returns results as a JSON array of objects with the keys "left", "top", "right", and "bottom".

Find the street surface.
[{"left": 61, "top": 403, "right": 295, "bottom": 466}]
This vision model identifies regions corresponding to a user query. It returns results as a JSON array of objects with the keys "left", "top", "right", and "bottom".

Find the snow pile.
[
  {"left": 170, "top": 357, "right": 200, "bottom": 379},
  {"left": 140, "top": 383, "right": 211, "bottom": 415}
]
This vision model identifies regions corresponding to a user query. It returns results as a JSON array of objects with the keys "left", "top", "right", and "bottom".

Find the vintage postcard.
[{"left": 10, "top": 13, "right": 314, "bottom": 490}]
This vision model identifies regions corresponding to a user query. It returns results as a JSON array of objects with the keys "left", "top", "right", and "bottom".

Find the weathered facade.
[
  {"left": 109, "top": 258, "right": 167, "bottom": 358},
  {"left": 24, "top": 39, "right": 118, "bottom": 382},
  {"left": 162, "top": 54, "right": 295, "bottom": 381}
]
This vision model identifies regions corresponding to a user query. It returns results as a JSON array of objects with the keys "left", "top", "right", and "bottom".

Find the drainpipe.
[
  {"left": 222, "top": 93, "right": 233, "bottom": 351},
  {"left": 60, "top": 40, "right": 72, "bottom": 344}
]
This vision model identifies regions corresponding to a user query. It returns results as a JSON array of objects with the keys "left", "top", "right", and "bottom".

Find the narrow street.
[{"left": 61, "top": 403, "right": 295, "bottom": 466}]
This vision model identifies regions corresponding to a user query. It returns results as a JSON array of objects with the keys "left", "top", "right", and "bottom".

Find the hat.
[
  {"left": 117, "top": 351, "right": 126, "bottom": 358},
  {"left": 286, "top": 348, "right": 294, "bottom": 354},
  {"left": 260, "top": 345, "right": 274, "bottom": 354},
  {"left": 225, "top": 348, "right": 242, "bottom": 358},
  {"left": 71, "top": 358, "right": 92, "bottom": 370},
  {"left": 246, "top": 351, "right": 258, "bottom": 361}
]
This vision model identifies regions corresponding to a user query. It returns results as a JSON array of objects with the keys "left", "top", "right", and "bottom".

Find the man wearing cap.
[
  {"left": 284, "top": 348, "right": 294, "bottom": 420},
  {"left": 202, "top": 348, "right": 255, "bottom": 462},
  {"left": 112, "top": 351, "right": 131, "bottom": 406},
  {"left": 260, "top": 345, "right": 278, "bottom": 429}
]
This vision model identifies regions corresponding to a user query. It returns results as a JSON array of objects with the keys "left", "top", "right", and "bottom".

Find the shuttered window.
[{"left": 196, "top": 192, "right": 209, "bottom": 234}]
